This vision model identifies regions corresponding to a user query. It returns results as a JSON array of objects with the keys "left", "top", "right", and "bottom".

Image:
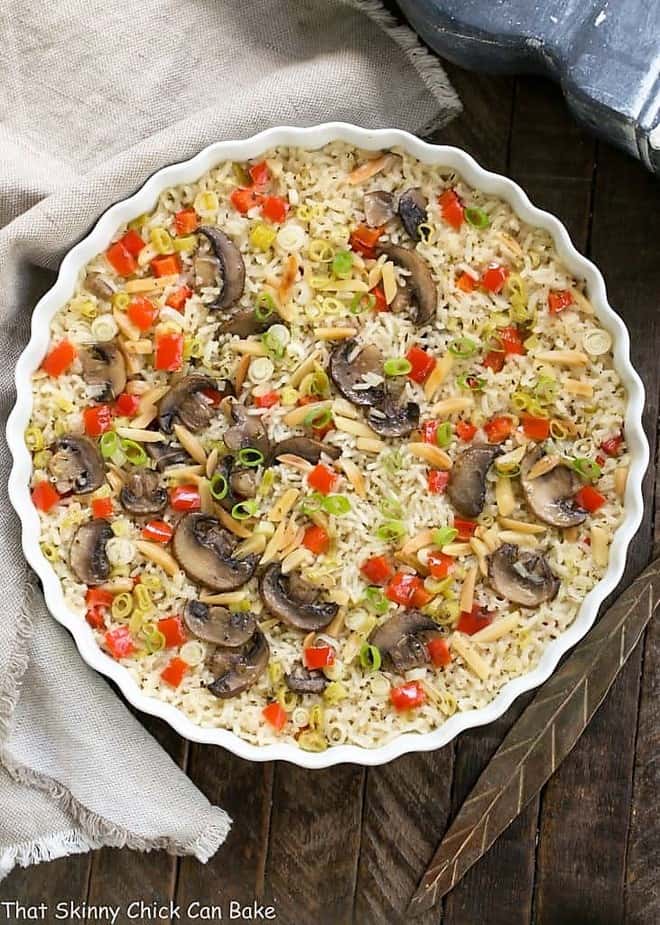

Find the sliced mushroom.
[
  {"left": 367, "top": 397, "right": 419, "bottom": 439},
  {"left": 285, "top": 665, "right": 328, "bottom": 694},
  {"left": 146, "top": 441, "right": 193, "bottom": 472},
  {"left": 119, "top": 469, "right": 167, "bottom": 515},
  {"left": 370, "top": 610, "right": 440, "bottom": 672},
  {"left": 363, "top": 190, "right": 396, "bottom": 227},
  {"left": 398, "top": 188, "right": 428, "bottom": 240},
  {"left": 223, "top": 399, "right": 271, "bottom": 457},
  {"left": 79, "top": 341, "right": 127, "bottom": 401},
  {"left": 270, "top": 436, "right": 341, "bottom": 464},
  {"left": 520, "top": 446, "right": 586, "bottom": 528},
  {"left": 172, "top": 512, "right": 259, "bottom": 591},
  {"left": 259, "top": 563, "right": 338, "bottom": 631},
  {"left": 207, "top": 629, "right": 269, "bottom": 698},
  {"left": 488, "top": 543, "right": 560, "bottom": 607},
  {"left": 377, "top": 243, "right": 436, "bottom": 325},
  {"left": 220, "top": 304, "right": 280, "bottom": 337},
  {"left": 84, "top": 273, "right": 117, "bottom": 301},
  {"left": 158, "top": 375, "right": 233, "bottom": 434},
  {"left": 47, "top": 435, "right": 105, "bottom": 494},
  {"left": 70, "top": 520, "right": 113, "bottom": 586},
  {"left": 329, "top": 339, "right": 385, "bottom": 407},
  {"left": 230, "top": 467, "right": 259, "bottom": 499},
  {"left": 197, "top": 226, "right": 246, "bottom": 310},
  {"left": 448, "top": 444, "right": 502, "bottom": 519},
  {"left": 183, "top": 600, "right": 257, "bottom": 646}
]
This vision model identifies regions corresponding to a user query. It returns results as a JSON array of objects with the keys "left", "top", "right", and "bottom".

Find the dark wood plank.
[
  {"left": 533, "top": 138, "right": 660, "bottom": 925},
  {"left": 0, "top": 855, "right": 91, "bottom": 921}
]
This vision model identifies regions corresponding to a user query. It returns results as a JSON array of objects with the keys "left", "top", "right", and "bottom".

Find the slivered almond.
[
  {"left": 346, "top": 153, "right": 393, "bottom": 185},
  {"left": 166, "top": 464, "right": 204, "bottom": 479},
  {"left": 614, "top": 465, "right": 628, "bottom": 499},
  {"left": 198, "top": 477, "right": 214, "bottom": 515},
  {"left": 475, "top": 525, "right": 499, "bottom": 552},
  {"left": 115, "top": 426, "right": 164, "bottom": 443},
  {"left": 206, "top": 447, "right": 219, "bottom": 479},
  {"left": 283, "top": 400, "right": 332, "bottom": 427},
  {"left": 316, "top": 279, "right": 369, "bottom": 293},
  {"left": 535, "top": 349, "right": 588, "bottom": 366},
  {"left": 495, "top": 476, "right": 516, "bottom": 517},
  {"left": 590, "top": 525, "right": 610, "bottom": 567},
  {"left": 430, "top": 395, "right": 474, "bottom": 416},
  {"left": 401, "top": 529, "right": 434, "bottom": 557},
  {"left": 335, "top": 415, "right": 378, "bottom": 439},
  {"left": 290, "top": 351, "right": 323, "bottom": 388},
  {"left": 124, "top": 277, "right": 158, "bottom": 293},
  {"left": 368, "top": 262, "right": 383, "bottom": 289},
  {"left": 235, "top": 533, "right": 267, "bottom": 559},
  {"left": 235, "top": 354, "right": 250, "bottom": 393},
  {"left": 470, "top": 537, "right": 490, "bottom": 576},
  {"left": 356, "top": 437, "right": 385, "bottom": 454},
  {"left": 472, "top": 612, "right": 520, "bottom": 644},
  {"left": 451, "top": 633, "right": 490, "bottom": 680},
  {"left": 173, "top": 423, "right": 207, "bottom": 465},
  {"left": 232, "top": 339, "right": 267, "bottom": 356},
  {"left": 268, "top": 488, "right": 299, "bottom": 523},
  {"left": 135, "top": 541, "right": 180, "bottom": 577},
  {"left": 113, "top": 307, "right": 140, "bottom": 340},
  {"left": 215, "top": 505, "right": 252, "bottom": 538},
  {"left": 200, "top": 590, "right": 247, "bottom": 605},
  {"left": 424, "top": 354, "right": 453, "bottom": 400},
  {"left": 569, "top": 287, "right": 594, "bottom": 314},
  {"left": 281, "top": 547, "right": 313, "bottom": 575},
  {"left": 526, "top": 454, "right": 560, "bottom": 480},
  {"left": 498, "top": 516, "right": 546, "bottom": 535},
  {"left": 496, "top": 232, "right": 523, "bottom": 261},
  {"left": 98, "top": 578, "right": 134, "bottom": 594},
  {"left": 316, "top": 327, "right": 357, "bottom": 341},
  {"left": 278, "top": 254, "right": 298, "bottom": 306},
  {"left": 459, "top": 564, "right": 478, "bottom": 614},
  {"left": 280, "top": 525, "right": 305, "bottom": 560},
  {"left": 261, "top": 517, "right": 289, "bottom": 565},
  {"left": 276, "top": 453, "right": 313, "bottom": 473},
  {"left": 381, "top": 261, "right": 397, "bottom": 304},
  {"left": 340, "top": 458, "right": 366, "bottom": 498},
  {"left": 325, "top": 608, "right": 346, "bottom": 638},
  {"left": 139, "top": 385, "right": 169, "bottom": 409},
  {"left": 122, "top": 339, "right": 153, "bottom": 355},
  {"left": 565, "top": 378, "right": 594, "bottom": 398},
  {"left": 332, "top": 397, "right": 358, "bottom": 419},
  {"left": 441, "top": 542, "right": 473, "bottom": 557},
  {"left": 408, "top": 442, "right": 452, "bottom": 469}
]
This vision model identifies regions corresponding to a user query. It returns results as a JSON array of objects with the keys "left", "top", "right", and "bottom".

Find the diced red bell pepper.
[
  {"left": 303, "top": 645, "right": 335, "bottom": 670},
  {"left": 454, "top": 518, "right": 477, "bottom": 540},
  {"left": 302, "top": 524, "right": 330, "bottom": 555},
  {"left": 406, "top": 345, "right": 436, "bottom": 384},
  {"left": 575, "top": 485, "right": 607, "bottom": 513},
  {"left": 427, "top": 551, "right": 453, "bottom": 579},
  {"left": 370, "top": 284, "right": 388, "bottom": 312},
  {"left": 158, "top": 616, "right": 187, "bottom": 648},
  {"left": 91, "top": 496, "right": 113, "bottom": 519},
  {"left": 254, "top": 390, "right": 280, "bottom": 409},
  {"left": 456, "top": 271, "right": 476, "bottom": 292},
  {"left": 166, "top": 285, "right": 193, "bottom": 312},
  {"left": 262, "top": 701, "right": 287, "bottom": 731},
  {"left": 498, "top": 325, "right": 526, "bottom": 355},
  {"left": 349, "top": 224, "right": 383, "bottom": 258},
  {"left": 484, "top": 415, "right": 514, "bottom": 444},
  {"left": 521, "top": 414, "right": 550, "bottom": 441},
  {"left": 483, "top": 350, "right": 506, "bottom": 373},
  {"left": 151, "top": 254, "right": 181, "bottom": 277},
  {"left": 360, "top": 555, "right": 394, "bottom": 585},
  {"left": 600, "top": 434, "right": 624, "bottom": 457},
  {"left": 390, "top": 680, "right": 427, "bottom": 712},
  {"left": 261, "top": 195, "right": 289, "bottom": 223},
  {"left": 456, "top": 605, "right": 493, "bottom": 636},
  {"left": 412, "top": 585, "right": 433, "bottom": 608},
  {"left": 438, "top": 189, "right": 464, "bottom": 230},
  {"left": 104, "top": 626, "right": 135, "bottom": 659},
  {"left": 120, "top": 229, "right": 146, "bottom": 257},
  {"left": 154, "top": 331, "right": 184, "bottom": 371},
  {"left": 201, "top": 387, "right": 224, "bottom": 406},
  {"left": 114, "top": 391, "right": 141, "bottom": 416},
  {"left": 427, "top": 637, "right": 452, "bottom": 667},
  {"left": 420, "top": 420, "right": 440, "bottom": 444},
  {"left": 249, "top": 161, "right": 270, "bottom": 186},
  {"left": 85, "top": 607, "right": 106, "bottom": 630},
  {"left": 127, "top": 296, "right": 159, "bottom": 331},
  {"left": 456, "top": 420, "right": 477, "bottom": 441},
  {"left": 86, "top": 588, "right": 114, "bottom": 609},
  {"left": 482, "top": 264, "right": 509, "bottom": 294},
  {"left": 41, "top": 340, "right": 77, "bottom": 377},
  {"left": 173, "top": 208, "right": 199, "bottom": 236},
  {"left": 428, "top": 470, "right": 450, "bottom": 494},
  {"left": 230, "top": 186, "right": 262, "bottom": 214},
  {"left": 312, "top": 421, "right": 335, "bottom": 441},
  {"left": 548, "top": 289, "right": 574, "bottom": 314},
  {"left": 161, "top": 656, "right": 189, "bottom": 688},
  {"left": 142, "top": 520, "right": 174, "bottom": 543},
  {"left": 385, "top": 571, "right": 424, "bottom": 608},
  {"left": 31, "top": 481, "right": 60, "bottom": 512},
  {"left": 106, "top": 241, "right": 137, "bottom": 276},
  {"left": 169, "top": 484, "right": 201, "bottom": 511},
  {"left": 83, "top": 404, "right": 114, "bottom": 436},
  {"left": 307, "top": 463, "right": 338, "bottom": 494}
]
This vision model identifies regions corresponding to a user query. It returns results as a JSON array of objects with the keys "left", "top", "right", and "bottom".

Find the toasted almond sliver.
[
  {"left": 173, "top": 423, "right": 207, "bottom": 465},
  {"left": 332, "top": 397, "right": 359, "bottom": 420},
  {"left": 235, "top": 533, "right": 267, "bottom": 559},
  {"left": 335, "top": 415, "right": 378, "bottom": 439},
  {"left": 98, "top": 578, "right": 134, "bottom": 594},
  {"left": 290, "top": 351, "right": 323, "bottom": 388},
  {"left": 316, "top": 326, "right": 358, "bottom": 341},
  {"left": 268, "top": 488, "right": 299, "bottom": 523},
  {"left": 280, "top": 525, "right": 305, "bottom": 560},
  {"left": 497, "top": 516, "right": 546, "bottom": 535},
  {"left": 563, "top": 525, "right": 579, "bottom": 542},
  {"left": 275, "top": 453, "right": 313, "bottom": 473},
  {"left": 215, "top": 505, "right": 253, "bottom": 539},
  {"left": 430, "top": 395, "right": 474, "bottom": 417},
  {"left": 590, "top": 525, "right": 610, "bottom": 567},
  {"left": 451, "top": 633, "right": 490, "bottom": 680},
  {"left": 401, "top": 529, "right": 435, "bottom": 558},
  {"left": 283, "top": 400, "right": 332, "bottom": 427},
  {"left": 472, "top": 612, "right": 520, "bottom": 644},
  {"left": 356, "top": 437, "right": 385, "bottom": 454},
  {"left": 565, "top": 378, "right": 594, "bottom": 398},
  {"left": 495, "top": 476, "right": 516, "bottom": 517},
  {"left": 535, "top": 349, "right": 589, "bottom": 366},
  {"left": 135, "top": 540, "right": 180, "bottom": 577},
  {"left": 346, "top": 153, "right": 393, "bottom": 185},
  {"left": 526, "top": 454, "right": 560, "bottom": 480},
  {"left": 278, "top": 254, "right": 298, "bottom": 306},
  {"left": 235, "top": 354, "right": 251, "bottom": 393},
  {"left": 614, "top": 465, "right": 628, "bottom": 499},
  {"left": 442, "top": 542, "right": 473, "bottom": 557},
  {"left": 206, "top": 447, "right": 219, "bottom": 479},
  {"left": 459, "top": 564, "right": 478, "bottom": 614},
  {"left": 232, "top": 339, "right": 267, "bottom": 356},
  {"left": 115, "top": 425, "right": 164, "bottom": 443},
  {"left": 317, "top": 279, "right": 369, "bottom": 293},
  {"left": 424, "top": 354, "right": 453, "bottom": 401},
  {"left": 368, "top": 262, "right": 383, "bottom": 289},
  {"left": 200, "top": 590, "right": 247, "bottom": 605},
  {"left": 281, "top": 547, "right": 314, "bottom": 575},
  {"left": 340, "top": 458, "right": 366, "bottom": 498},
  {"left": 381, "top": 261, "right": 397, "bottom": 305},
  {"left": 261, "top": 517, "right": 289, "bottom": 565},
  {"left": 124, "top": 277, "right": 158, "bottom": 293},
  {"left": 497, "top": 530, "right": 539, "bottom": 548},
  {"left": 408, "top": 442, "right": 452, "bottom": 469}
]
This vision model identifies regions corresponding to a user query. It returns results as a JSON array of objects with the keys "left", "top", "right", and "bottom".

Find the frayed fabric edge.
[
  {"left": 0, "top": 829, "right": 96, "bottom": 881},
  {"left": 0, "top": 569, "right": 36, "bottom": 746},
  {"left": 346, "top": 0, "right": 462, "bottom": 132}
]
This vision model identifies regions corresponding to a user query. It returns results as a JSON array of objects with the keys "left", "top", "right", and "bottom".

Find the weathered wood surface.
[{"left": 1, "top": 64, "right": 658, "bottom": 925}]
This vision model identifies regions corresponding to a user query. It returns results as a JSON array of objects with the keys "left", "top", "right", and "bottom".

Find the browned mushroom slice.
[
  {"left": 329, "top": 339, "right": 386, "bottom": 407},
  {"left": 223, "top": 399, "right": 271, "bottom": 457},
  {"left": 285, "top": 665, "right": 328, "bottom": 694},
  {"left": 47, "top": 435, "right": 105, "bottom": 494},
  {"left": 448, "top": 444, "right": 502, "bottom": 519},
  {"left": 270, "top": 436, "right": 341, "bottom": 464},
  {"left": 70, "top": 520, "right": 113, "bottom": 586},
  {"left": 377, "top": 243, "right": 436, "bottom": 325},
  {"left": 207, "top": 629, "right": 269, "bottom": 698},
  {"left": 196, "top": 226, "right": 246, "bottom": 311},
  {"left": 370, "top": 610, "right": 441, "bottom": 672},
  {"left": 146, "top": 441, "right": 193, "bottom": 472},
  {"left": 119, "top": 469, "right": 167, "bottom": 515},
  {"left": 158, "top": 375, "right": 233, "bottom": 434},
  {"left": 79, "top": 341, "right": 127, "bottom": 401},
  {"left": 488, "top": 543, "right": 560, "bottom": 607},
  {"left": 398, "top": 188, "right": 428, "bottom": 240},
  {"left": 520, "top": 446, "right": 586, "bottom": 528},
  {"left": 363, "top": 190, "right": 396, "bottom": 227},
  {"left": 367, "top": 398, "right": 419, "bottom": 439},
  {"left": 183, "top": 600, "right": 256, "bottom": 646},
  {"left": 259, "top": 563, "right": 338, "bottom": 631},
  {"left": 84, "top": 273, "right": 117, "bottom": 301},
  {"left": 172, "top": 512, "right": 259, "bottom": 591}
]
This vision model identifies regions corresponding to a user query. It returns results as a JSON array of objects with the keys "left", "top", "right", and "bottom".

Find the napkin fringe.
[
  {"left": 0, "top": 829, "right": 95, "bottom": 877},
  {"left": 0, "top": 571, "right": 34, "bottom": 745}
]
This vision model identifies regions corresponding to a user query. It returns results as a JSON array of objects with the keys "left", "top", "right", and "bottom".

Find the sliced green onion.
[
  {"left": 382, "top": 449, "right": 404, "bottom": 473},
  {"left": 300, "top": 492, "right": 324, "bottom": 515},
  {"left": 231, "top": 499, "right": 258, "bottom": 520},
  {"left": 332, "top": 250, "right": 353, "bottom": 278},
  {"left": 304, "top": 407, "right": 333, "bottom": 429},
  {"left": 237, "top": 447, "right": 264, "bottom": 468},
  {"left": 457, "top": 373, "right": 485, "bottom": 392},
  {"left": 535, "top": 376, "right": 559, "bottom": 404},
  {"left": 254, "top": 292, "right": 276, "bottom": 322},
  {"left": 465, "top": 206, "right": 490, "bottom": 229},
  {"left": 262, "top": 325, "right": 289, "bottom": 359},
  {"left": 448, "top": 336, "right": 478, "bottom": 358},
  {"left": 120, "top": 438, "right": 147, "bottom": 465},
  {"left": 436, "top": 422, "right": 453, "bottom": 447},
  {"left": 376, "top": 520, "right": 406, "bottom": 542},
  {"left": 350, "top": 292, "right": 376, "bottom": 314},
  {"left": 364, "top": 586, "right": 389, "bottom": 615},
  {"left": 300, "top": 368, "right": 330, "bottom": 397},
  {"left": 433, "top": 526, "right": 458, "bottom": 547},
  {"left": 378, "top": 496, "right": 403, "bottom": 519},
  {"left": 321, "top": 494, "right": 351, "bottom": 516},
  {"left": 571, "top": 457, "right": 602, "bottom": 482},
  {"left": 359, "top": 643, "right": 382, "bottom": 672},
  {"left": 111, "top": 592, "right": 133, "bottom": 620},
  {"left": 383, "top": 357, "right": 412, "bottom": 377},
  {"left": 99, "top": 431, "right": 120, "bottom": 459}
]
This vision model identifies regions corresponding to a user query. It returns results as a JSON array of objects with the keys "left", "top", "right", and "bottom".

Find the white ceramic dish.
[{"left": 7, "top": 124, "right": 649, "bottom": 768}]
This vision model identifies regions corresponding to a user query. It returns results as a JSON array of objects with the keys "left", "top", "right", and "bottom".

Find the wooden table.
[{"left": 2, "top": 65, "right": 658, "bottom": 925}]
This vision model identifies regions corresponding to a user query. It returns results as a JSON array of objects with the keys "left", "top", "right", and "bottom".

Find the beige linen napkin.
[{"left": 0, "top": 0, "right": 460, "bottom": 878}]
